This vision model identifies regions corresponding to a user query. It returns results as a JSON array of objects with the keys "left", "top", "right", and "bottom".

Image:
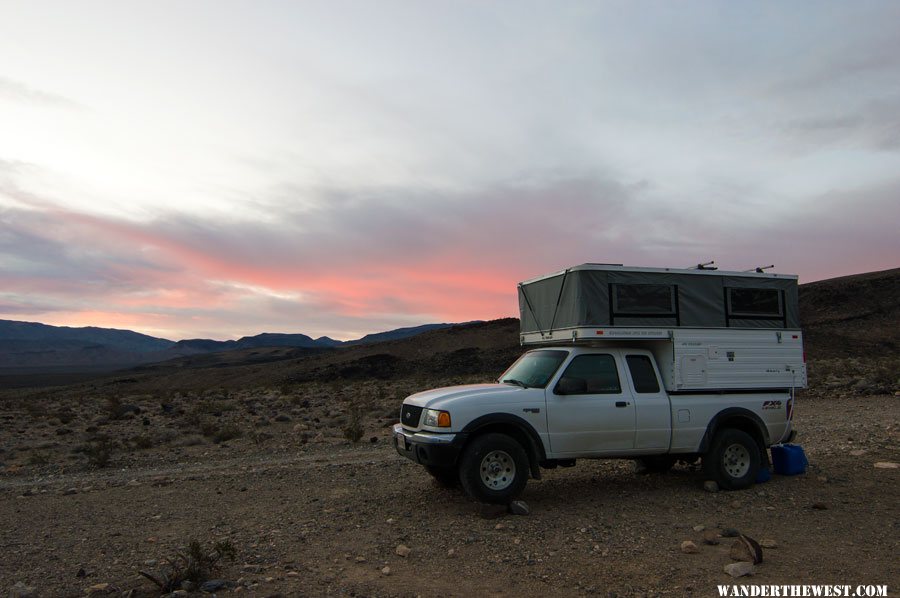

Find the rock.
[
  {"left": 381, "top": 566, "right": 391, "bottom": 576},
  {"left": 274, "top": 414, "right": 291, "bottom": 422},
  {"left": 721, "top": 528, "right": 740, "bottom": 538},
  {"left": 729, "top": 500, "right": 742, "bottom": 509},
  {"left": 508, "top": 500, "right": 530, "bottom": 516},
  {"left": 702, "top": 530, "right": 721, "bottom": 545},
  {"left": 200, "top": 579, "right": 229, "bottom": 592},
  {"left": 85, "top": 583, "right": 110, "bottom": 594},
  {"left": 811, "top": 502, "right": 828, "bottom": 510},
  {"left": 369, "top": 436, "right": 378, "bottom": 444},
  {"left": 395, "top": 544, "right": 411, "bottom": 557},
  {"left": 680, "top": 540, "right": 699, "bottom": 554},
  {"left": 849, "top": 449, "right": 866, "bottom": 456},
  {"left": 729, "top": 535, "right": 763, "bottom": 564},
  {"left": 447, "top": 549, "right": 455, "bottom": 557},
  {"left": 703, "top": 480, "right": 719, "bottom": 493},
  {"left": 180, "top": 581, "right": 196, "bottom": 592},
  {"left": 354, "top": 556, "right": 367, "bottom": 563},
  {"left": 126, "top": 479, "right": 140, "bottom": 487},
  {"left": 692, "top": 524, "right": 705, "bottom": 532},
  {"left": 312, "top": 432, "right": 325, "bottom": 443},
  {"left": 9, "top": 582, "right": 37, "bottom": 598},
  {"left": 76, "top": 568, "right": 87, "bottom": 578},
  {"left": 873, "top": 462, "right": 899, "bottom": 469},
  {"left": 760, "top": 539, "right": 778, "bottom": 549},
  {"left": 494, "top": 523, "right": 505, "bottom": 530},
  {"left": 62, "top": 488, "right": 78, "bottom": 496},
  {"left": 724, "top": 562, "right": 755, "bottom": 578}
]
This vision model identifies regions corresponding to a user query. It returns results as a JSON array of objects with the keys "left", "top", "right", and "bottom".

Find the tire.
[
  {"left": 637, "top": 455, "right": 676, "bottom": 473},
  {"left": 702, "top": 428, "right": 761, "bottom": 490},
  {"left": 458, "top": 433, "right": 529, "bottom": 504},
  {"left": 425, "top": 465, "right": 460, "bottom": 488}
]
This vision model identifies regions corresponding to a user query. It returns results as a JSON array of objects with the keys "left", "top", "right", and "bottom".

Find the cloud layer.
[{"left": 1, "top": 2, "right": 898, "bottom": 339}]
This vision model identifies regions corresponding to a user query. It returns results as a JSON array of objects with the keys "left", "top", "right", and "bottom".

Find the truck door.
[
  {"left": 546, "top": 352, "right": 636, "bottom": 455},
  {"left": 625, "top": 354, "right": 672, "bottom": 450}
]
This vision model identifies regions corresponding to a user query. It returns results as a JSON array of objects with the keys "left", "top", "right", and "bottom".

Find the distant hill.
[
  {"left": 0, "top": 318, "right": 470, "bottom": 372},
  {"left": 799, "top": 267, "right": 900, "bottom": 359}
]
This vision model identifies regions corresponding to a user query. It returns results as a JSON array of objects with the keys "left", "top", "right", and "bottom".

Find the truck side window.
[
  {"left": 557, "top": 354, "right": 621, "bottom": 394},
  {"left": 626, "top": 355, "right": 660, "bottom": 393}
]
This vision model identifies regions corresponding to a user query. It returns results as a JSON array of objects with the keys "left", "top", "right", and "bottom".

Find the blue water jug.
[{"left": 771, "top": 444, "right": 808, "bottom": 475}]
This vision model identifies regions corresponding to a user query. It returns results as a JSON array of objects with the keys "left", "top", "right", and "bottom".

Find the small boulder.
[
  {"left": 692, "top": 524, "right": 705, "bottom": 532},
  {"left": 811, "top": 502, "right": 828, "bottom": 510},
  {"left": 759, "top": 539, "right": 778, "bottom": 549},
  {"left": 680, "top": 540, "right": 699, "bottom": 554},
  {"left": 873, "top": 462, "right": 898, "bottom": 469},
  {"left": 729, "top": 535, "right": 763, "bottom": 564},
  {"left": 721, "top": 528, "right": 740, "bottom": 538},
  {"left": 702, "top": 530, "right": 721, "bottom": 545},
  {"left": 508, "top": 500, "right": 530, "bottom": 516},
  {"left": 381, "top": 566, "right": 391, "bottom": 576},
  {"left": 395, "top": 544, "right": 411, "bottom": 557},
  {"left": 724, "top": 562, "right": 755, "bottom": 578},
  {"left": 703, "top": 481, "right": 719, "bottom": 493},
  {"left": 200, "top": 579, "right": 229, "bottom": 592}
]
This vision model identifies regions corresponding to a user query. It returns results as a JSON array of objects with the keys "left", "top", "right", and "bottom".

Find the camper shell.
[{"left": 518, "top": 264, "right": 807, "bottom": 392}]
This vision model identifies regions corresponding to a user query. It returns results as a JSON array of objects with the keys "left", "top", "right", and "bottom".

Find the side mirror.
[{"left": 555, "top": 377, "right": 586, "bottom": 395}]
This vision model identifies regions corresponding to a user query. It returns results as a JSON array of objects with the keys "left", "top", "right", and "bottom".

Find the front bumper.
[{"left": 392, "top": 424, "right": 464, "bottom": 468}]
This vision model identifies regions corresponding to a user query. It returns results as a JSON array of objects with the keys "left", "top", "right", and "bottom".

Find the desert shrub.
[
  {"left": 104, "top": 396, "right": 125, "bottom": 420},
  {"left": 27, "top": 452, "right": 50, "bottom": 465},
  {"left": 195, "top": 400, "right": 236, "bottom": 415},
  {"left": 55, "top": 409, "right": 76, "bottom": 425},
  {"left": 342, "top": 406, "right": 364, "bottom": 443},
  {"left": 24, "top": 401, "right": 49, "bottom": 418},
  {"left": 82, "top": 435, "right": 115, "bottom": 468},
  {"left": 211, "top": 424, "right": 242, "bottom": 444},
  {"left": 132, "top": 435, "right": 155, "bottom": 450},
  {"left": 140, "top": 538, "right": 236, "bottom": 592}
]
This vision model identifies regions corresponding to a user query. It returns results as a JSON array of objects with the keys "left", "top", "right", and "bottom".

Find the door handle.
[{"left": 615, "top": 401, "right": 629, "bottom": 408}]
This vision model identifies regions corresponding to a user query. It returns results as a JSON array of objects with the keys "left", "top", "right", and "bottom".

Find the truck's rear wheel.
[
  {"left": 425, "top": 465, "right": 459, "bottom": 488},
  {"left": 459, "top": 433, "right": 529, "bottom": 504},
  {"left": 703, "top": 429, "right": 761, "bottom": 490}
]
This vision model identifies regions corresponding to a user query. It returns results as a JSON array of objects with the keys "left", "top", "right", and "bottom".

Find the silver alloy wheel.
[
  {"left": 723, "top": 443, "right": 751, "bottom": 478},
  {"left": 480, "top": 449, "right": 516, "bottom": 490}
]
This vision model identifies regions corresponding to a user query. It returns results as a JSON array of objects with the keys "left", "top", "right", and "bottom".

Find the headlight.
[{"left": 423, "top": 409, "right": 451, "bottom": 428}]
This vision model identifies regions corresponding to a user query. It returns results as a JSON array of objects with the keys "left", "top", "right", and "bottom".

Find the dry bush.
[
  {"left": 211, "top": 424, "right": 242, "bottom": 444},
  {"left": 79, "top": 435, "right": 115, "bottom": 468},
  {"left": 140, "top": 539, "right": 236, "bottom": 592},
  {"left": 342, "top": 405, "right": 364, "bottom": 443}
]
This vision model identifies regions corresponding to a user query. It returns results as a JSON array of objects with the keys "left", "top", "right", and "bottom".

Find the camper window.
[
  {"left": 727, "top": 288, "right": 783, "bottom": 318},
  {"left": 611, "top": 284, "right": 676, "bottom": 316}
]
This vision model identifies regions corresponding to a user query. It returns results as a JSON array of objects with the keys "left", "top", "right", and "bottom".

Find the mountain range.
[{"left": 0, "top": 319, "right": 463, "bottom": 370}]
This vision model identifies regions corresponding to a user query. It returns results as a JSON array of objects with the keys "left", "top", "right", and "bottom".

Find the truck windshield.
[{"left": 499, "top": 350, "right": 568, "bottom": 389}]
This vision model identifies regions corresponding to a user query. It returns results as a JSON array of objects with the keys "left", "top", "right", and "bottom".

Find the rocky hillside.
[{"left": 800, "top": 267, "right": 900, "bottom": 359}]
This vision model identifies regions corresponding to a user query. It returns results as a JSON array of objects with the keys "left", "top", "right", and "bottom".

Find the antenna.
[
  {"left": 743, "top": 264, "right": 775, "bottom": 273},
  {"left": 691, "top": 260, "right": 717, "bottom": 270}
]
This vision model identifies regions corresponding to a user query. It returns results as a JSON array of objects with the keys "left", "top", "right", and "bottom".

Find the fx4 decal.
[{"left": 762, "top": 400, "right": 783, "bottom": 410}]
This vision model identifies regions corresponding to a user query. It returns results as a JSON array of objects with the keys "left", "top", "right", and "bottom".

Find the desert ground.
[{"left": 1, "top": 367, "right": 898, "bottom": 597}]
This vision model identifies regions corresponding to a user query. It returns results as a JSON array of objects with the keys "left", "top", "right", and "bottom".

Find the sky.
[{"left": 1, "top": 1, "right": 898, "bottom": 341}]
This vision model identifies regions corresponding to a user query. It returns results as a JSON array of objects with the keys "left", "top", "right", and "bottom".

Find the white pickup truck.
[{"left": 393, "top": 264, "right": 805, "bottom": 503}]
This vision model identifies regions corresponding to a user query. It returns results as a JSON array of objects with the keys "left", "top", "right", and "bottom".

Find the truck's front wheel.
[
  {"left": 459, "top": 433, "right": 529, "bottom": 504},
  {"left": 703, "top": 428, "right": 761, "bottom": 490}
]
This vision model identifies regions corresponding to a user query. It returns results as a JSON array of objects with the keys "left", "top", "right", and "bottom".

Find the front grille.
[{"left": 400, "top": 404, "right": 423, "bottom": 428}]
